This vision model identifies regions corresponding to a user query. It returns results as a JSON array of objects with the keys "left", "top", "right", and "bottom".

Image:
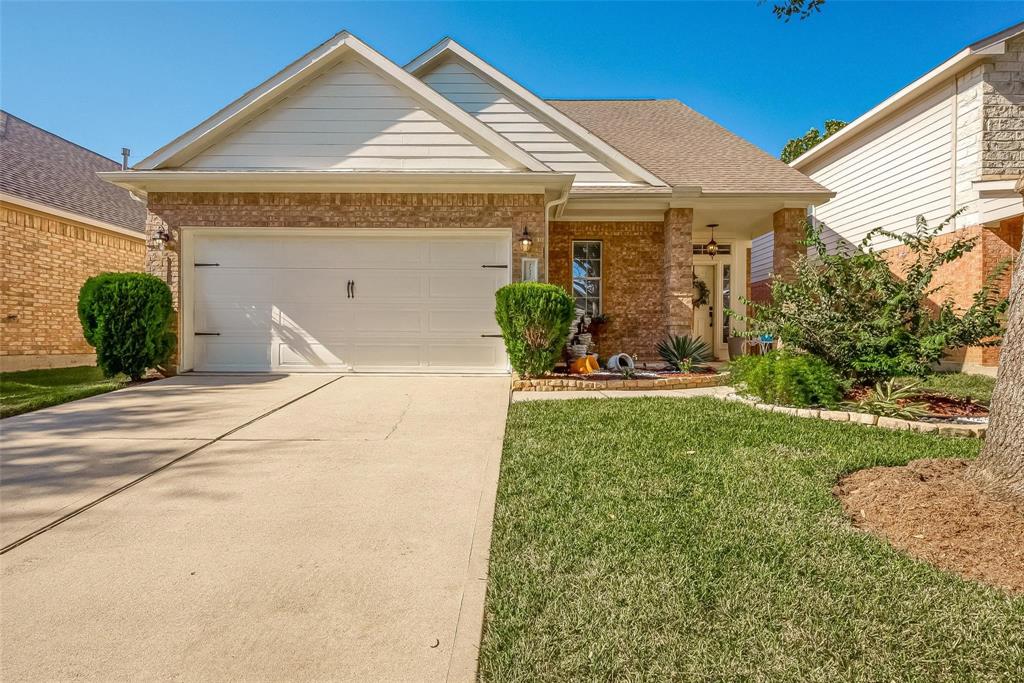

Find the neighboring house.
[
  {"left": 752, "top": 22, "right": 1024, "bottom": 374},
  {"left": 101, "top": 32, "right": 830, "bottom": 374},
  {"left": 1, "top": 112, "right": 146, "bottom": 372}
]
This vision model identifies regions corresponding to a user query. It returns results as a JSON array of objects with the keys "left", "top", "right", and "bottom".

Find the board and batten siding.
[
  {"left": 419, "top": 57, "right": 633, "bottom": 186},
  {"left": 183, "top": 57, "right": 508, "bottom": 171},
  {"left": 800, "top": 80, "right": 960, "bottom": 252}
]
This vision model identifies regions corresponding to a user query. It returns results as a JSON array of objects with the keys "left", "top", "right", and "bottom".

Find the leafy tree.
[
  {"left": 730, "top": 212, "right": 1009, "bottom": 383},
  {"left": 762, "top": 0, "right": 826, "bottom": 22},
  {"left": 780, "top": 119, "right": 847, "bottom": 163}
]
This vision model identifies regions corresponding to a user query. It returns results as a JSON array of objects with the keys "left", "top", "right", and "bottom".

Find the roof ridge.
[
  {"left": 544, "top": 97, "right": 665, "bottom": 102},
  {"left": 0, "top": 110, "right": 121, "bottom": 168}
]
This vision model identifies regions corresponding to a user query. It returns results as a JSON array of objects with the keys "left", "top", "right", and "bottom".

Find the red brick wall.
[
  {"left": 0, "top": 202, "right": 145, "bottom": 370},
  {"left": 549, "top": 221, "right": 666, "bottom": 360},
  {"left": 882, "top": 218, "right": 1021, "bottom": 367}
]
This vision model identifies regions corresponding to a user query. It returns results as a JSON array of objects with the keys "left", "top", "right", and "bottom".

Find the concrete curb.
[{"left": 512, "top": 371, "right": 729, "bottom": 392}]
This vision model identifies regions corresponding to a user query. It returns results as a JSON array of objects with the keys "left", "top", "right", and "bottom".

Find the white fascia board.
[
  {"left": 790, "top": 21, "right": 1024, "bottom": 171},
  {"left": 406, "top": 38, "right": 669, "bottom": 187},
  {"left": 974, "top": 179, "right": 1022, "bottom": 196},
  {"left": 136, "top": 31, "right": 549, "bottom": 173},
  {"left": 0, "top": 192, "right": 145, "bottom": 240},
  {"left": 98, "top": 170, "right": 574, "bottom": 195}
]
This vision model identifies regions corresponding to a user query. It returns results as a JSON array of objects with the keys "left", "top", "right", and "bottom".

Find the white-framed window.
[{"left": 572, "top": 240, "right": 602, "bottom": 316}]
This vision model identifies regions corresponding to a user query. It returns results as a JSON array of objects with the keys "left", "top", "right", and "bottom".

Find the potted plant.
[{"left": 727, "top": 332, "right": 746, "bottom": 360}]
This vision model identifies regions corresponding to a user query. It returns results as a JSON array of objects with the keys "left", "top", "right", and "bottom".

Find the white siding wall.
[
  {"left": 184, "top": 57, "right": 507, "bottom": 171},
  {"left": 420, "top": 58, "right": 633, "bottom": 186},
  {"left": 750, "top": 232, "right": 774, "bottom": 283},
  {"left": 802, "top": 81, "right": 962, "bottom": 251}
]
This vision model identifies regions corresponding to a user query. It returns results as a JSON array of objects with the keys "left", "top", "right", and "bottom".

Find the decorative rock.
[
  {"left": 818, "top": 410, "right": 850, "bottom": 422},
  {"left": 795, "top": 408, "right": 820, "bottom": 419},
  {"left": 848, "top": 412, "right": 878, "bottom": 425},
  {"left": 877, "top": 417, "right": 913, "bottom": 431}
]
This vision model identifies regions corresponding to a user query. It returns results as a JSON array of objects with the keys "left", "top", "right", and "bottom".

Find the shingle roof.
[
  {"left": 0, "top": 111, "right": 146, "bottom": 232},
  {"left": 547, "top": 99, "right": 830, "bottom": 194}
]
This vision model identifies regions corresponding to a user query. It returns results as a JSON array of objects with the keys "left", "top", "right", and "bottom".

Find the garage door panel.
[
  {"left": 278, "top": 341, "right": 350, "bottom": 369},
  {"left": 192, "top": 233, "right": 509, "bottom": 373},
  {"left": 196, "top": 303, "right": 274, "bottom": 334},
  {"left": 430, "top": 239, "right": 508, "bottom": 266},
  {"left": 429, "top": 272, "right": 507, "bottom": 299}
]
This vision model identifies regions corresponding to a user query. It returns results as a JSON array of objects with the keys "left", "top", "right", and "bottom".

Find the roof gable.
[
  {"left": 407, "top": 39, "right": 667, "bottom": 187},
  {"left": 138, "top": 32, "right": 548, "bottom": 173}
]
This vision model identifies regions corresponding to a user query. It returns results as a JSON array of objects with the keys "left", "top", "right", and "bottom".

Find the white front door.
[{"left": 190, "top": 232, "right": 510, "bottom": 373}]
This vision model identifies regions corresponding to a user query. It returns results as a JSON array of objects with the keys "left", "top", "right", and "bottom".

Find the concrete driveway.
[{"left": 1, "top": 373, "right": 510, "bottom": 682}]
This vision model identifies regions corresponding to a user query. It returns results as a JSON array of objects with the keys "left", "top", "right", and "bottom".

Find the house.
[
  {"left": 1, "top": 112, "right": 147, "bottom": 372},
  {"left": 100, "top": 32, "right": 831, "bottom": 374},
  {"left": 752, "top": 22, "right": 1024, "bottom": 375}
]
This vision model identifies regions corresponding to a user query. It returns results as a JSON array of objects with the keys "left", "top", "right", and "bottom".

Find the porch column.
[
  {"left": 772, "top": 207, "right": 807, "bottom": 282},
  {"left": 663, "top": 207, "right": 694, "bottom": 338}
]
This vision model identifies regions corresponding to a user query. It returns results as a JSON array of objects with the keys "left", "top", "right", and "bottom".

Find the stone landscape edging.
[
  {"left": 723, "top": 393, "right": 986, "bottom": 438},
  {"left": 512, "top": 371, "right": 728, "bottom": 392}
]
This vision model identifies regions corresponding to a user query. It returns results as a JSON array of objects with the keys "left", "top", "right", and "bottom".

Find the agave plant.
[
  {"left": 845, "top": 379, "right": 931, "bottom": 419},
  {"left": 657, "top": 335, "right": 712, "bottom": 373}
]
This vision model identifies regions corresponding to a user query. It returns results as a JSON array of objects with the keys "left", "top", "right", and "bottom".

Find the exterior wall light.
[
  {"left": 154, "top": 226, "right": 172, "bottom": 251},
  {"left": 518, "top": 226, "right": 533, "bottom": 251},
  {"left": 705, "top": 224, "right": 719, "bottom": 258}
]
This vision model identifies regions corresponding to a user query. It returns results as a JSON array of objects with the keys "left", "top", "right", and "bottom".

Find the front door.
[{"left": 692, "top": 265, "right": 715, "bottom": 353}]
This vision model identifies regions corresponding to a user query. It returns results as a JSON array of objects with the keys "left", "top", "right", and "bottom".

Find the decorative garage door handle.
[
  {"left": 480, "top": 334, "right": 503, "bottom": 338},
  {"left": 194, "top": 332, "right": 220, "bottom": 336},
  {"left": 481, "top": 264, "right": 508, "bottom": 268},
  {"left": 347, "top": 280, "right": 354, "bottom": 299}
]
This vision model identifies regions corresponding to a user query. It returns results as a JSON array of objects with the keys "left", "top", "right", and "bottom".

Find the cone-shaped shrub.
[
  {"left": 78, "top": 273, "right": 176, "bottom": 380},
  {"left": 495, "top": 283, "right": 575, "bottom": 378}
]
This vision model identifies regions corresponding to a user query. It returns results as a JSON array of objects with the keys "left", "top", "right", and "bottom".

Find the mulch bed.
[
  {"left": 834, "top": 459, "right": 1024, "bottom": 593},
  {"left": 844, "top": 388, "right": 989, "bottom": 418},
  {"left": 549, "top": 368, "right": 716, "bottom": 382}
]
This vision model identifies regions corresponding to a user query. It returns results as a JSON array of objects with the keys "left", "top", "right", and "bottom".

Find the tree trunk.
[{"left": 970, "top": 206, "right": 1024, "bottom": 502}]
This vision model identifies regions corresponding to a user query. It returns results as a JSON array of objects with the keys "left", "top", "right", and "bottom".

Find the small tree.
[
  {"left": 78, "top": 273, "right": 176, "bottom": 380},
  {"left": 762, "top": 0, "right": 826, "bottom": 22},
  {"left": 731, "top": 213, "right": 1009, "bottom": 383},
  {"left": 495, "top": 283, "right": 575, "bottom": 378},
  {"left": 780, "top": 119, "right": 847, "bottom": 163}
]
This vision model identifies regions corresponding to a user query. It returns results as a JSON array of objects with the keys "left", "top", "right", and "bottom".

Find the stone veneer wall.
[
  {"left": 145, "top": 192, "right": 547, "bottom": 368},
  {"left": 0, "top": 202, "right": 145, "bottom": 371},
  {"left": 549, "top": 220, "right": 667, "bottom": 359},
  {"left": 982, "top": 33, "right": 1024, "bottom": 179}
]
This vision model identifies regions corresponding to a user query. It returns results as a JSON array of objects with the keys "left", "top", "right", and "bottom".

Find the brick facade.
[
  {"left": 663, "top": 208, "right": 694, "bottom": 340},
  {"left": 882, "top": 217, "right": 1021, "bottom": 368},
  {"left": 549, "top": 220, "right": 666, "bottom": 359},
  {"left": 0, "top": 202, "right": 145, "bottom": 371},
  {"left": 771, "top": 207, "right": 807, "bottom": 282}
]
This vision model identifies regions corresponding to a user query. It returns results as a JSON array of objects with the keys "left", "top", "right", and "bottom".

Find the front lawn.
[
  {"left": 481, "top": 398, "right": 1023, "bottom": 681},
  {"left": 0, "top": 366, "right": 127, "bottom": 418}
]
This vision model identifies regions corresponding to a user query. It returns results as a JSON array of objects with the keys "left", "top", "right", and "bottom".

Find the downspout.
[{"left": 544, "top": 184, "right": 571, "bottom": 282}]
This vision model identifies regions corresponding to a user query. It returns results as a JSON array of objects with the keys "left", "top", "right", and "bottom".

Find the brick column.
[
  {"left": 772, "top": 207, "right": 807, "bottom": 282},
  {"left": 663, "top": 208, "right": 694, "bottom": 338}
]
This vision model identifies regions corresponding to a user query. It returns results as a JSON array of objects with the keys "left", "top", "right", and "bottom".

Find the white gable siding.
[
  {"left": 750, "top": 232, "right": 774, "bottom": 283},
  {"left": 802, "top": 81, "right": 958, "bottom": 252},
  {"left": 420, "top": 58, "right": 634, "bottom": 185},
  {"left": 184, "top": 57, "right": 507, "bottom": 171}
]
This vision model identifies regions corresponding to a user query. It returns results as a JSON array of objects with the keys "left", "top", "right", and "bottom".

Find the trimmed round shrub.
[
  {"left": 495, "top": 283, "right": 575, "bottom": 378},
  {"left": 78, "top": 273, "right": 176, "bottom": 380},
  {"left": 728, "top": 350, "right": 845, "bottom": 408}
]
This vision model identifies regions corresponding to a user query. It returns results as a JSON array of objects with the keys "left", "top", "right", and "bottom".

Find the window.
[
  {"left": 572, "top": 241, "right": 602, "bottom": 316},
  {"left": 722, "top": 264, "right": 731, "bottom": 343}
]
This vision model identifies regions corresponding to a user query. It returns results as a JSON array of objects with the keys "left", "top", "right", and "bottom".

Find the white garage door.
[{"left": 190, "top": 232, "right": 510, "bottom": 373}]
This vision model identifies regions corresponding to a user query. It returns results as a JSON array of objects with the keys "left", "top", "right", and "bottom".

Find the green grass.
[
  {"left": 481, "top": 398, "right": 1023, "bottom": 681},
  {"left": 0, "top": 366, "right": 128, "bottom": 418},
  {"left": 903, "top": 372, "right": 997, "bottom": 404}
]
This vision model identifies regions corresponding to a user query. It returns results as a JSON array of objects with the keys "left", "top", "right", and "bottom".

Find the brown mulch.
[
  {"left": 843, "top": 388, "right": 988, "bottom": 417},
  {"left": 834, "top": 459, "right": 1024, "bottom": 593}
]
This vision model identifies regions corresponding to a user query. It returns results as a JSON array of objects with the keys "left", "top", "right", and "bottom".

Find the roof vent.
[{"left": 121, "top": 147, "right": 130, "bottom": 170}]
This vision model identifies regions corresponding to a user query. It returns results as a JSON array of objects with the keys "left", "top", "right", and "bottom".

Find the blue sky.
[{"left": 2, "top": 1, "right": 1020, "bottom": 165}]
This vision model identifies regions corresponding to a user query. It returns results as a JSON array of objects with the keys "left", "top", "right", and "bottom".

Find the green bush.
[
  {"left": 78, "top": 273, "right": 175, "bottom": 380},
  {"left": 495, "top": 283, "right": 575, "bottom": 378},
  {"left": 729, "top": 351, "right": 846, "bottom": 407},
  {"left": 729, "top": 211, "right": 1008, "bottom": 383}
]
